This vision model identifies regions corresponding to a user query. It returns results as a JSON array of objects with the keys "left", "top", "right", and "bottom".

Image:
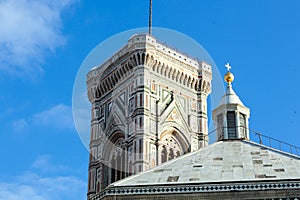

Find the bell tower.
[
  {"left": 212, "top": 63, "right": 250, "bottom": 141},
  {"left": 86, "top": 34, "right": 212, "bottom": 198}
]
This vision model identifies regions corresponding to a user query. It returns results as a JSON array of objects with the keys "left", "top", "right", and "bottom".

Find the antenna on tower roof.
[{"left": 148, "top": 0, "right": 152, "bottom": 35}]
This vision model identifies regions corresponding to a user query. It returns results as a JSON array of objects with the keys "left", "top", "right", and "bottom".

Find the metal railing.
[
  {"left": 206, "top": 126, "right": 300, "bottom": 156},
  {"left": 248, "top": 128, "right": 300, "bottom": 156}
]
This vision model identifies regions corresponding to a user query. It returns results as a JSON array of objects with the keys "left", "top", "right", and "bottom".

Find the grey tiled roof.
[
  {"left": 113, "top": 140, "right": 300, "bottom": 187},
  {"left": 219, "top": 84, "right": 244, "bottom": 106}
]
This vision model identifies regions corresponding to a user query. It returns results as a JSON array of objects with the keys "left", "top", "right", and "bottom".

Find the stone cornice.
[{"left": 91, "top": 179, "right": 300, "bottom": 200}]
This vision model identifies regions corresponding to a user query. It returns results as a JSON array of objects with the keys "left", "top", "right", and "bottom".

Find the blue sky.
[{"left": 0, "top": 0, "right": 299, "bottom": 199}]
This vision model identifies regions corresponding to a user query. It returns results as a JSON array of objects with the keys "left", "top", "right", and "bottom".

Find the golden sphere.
[{"left": 224, "top": 72, "right": 234, "bottom": 83}]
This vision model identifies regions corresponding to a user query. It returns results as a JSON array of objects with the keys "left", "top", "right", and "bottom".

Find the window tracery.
[{"left": 160, "top": 134, "right": 182, "bottom": 163}]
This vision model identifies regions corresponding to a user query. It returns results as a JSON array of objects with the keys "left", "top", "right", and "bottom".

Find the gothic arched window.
[{"left": 160, "top": 133, "right": 184, "bottom": 164}]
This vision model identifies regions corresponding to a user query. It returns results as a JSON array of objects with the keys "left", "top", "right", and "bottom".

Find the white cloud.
[
  {"left": 0, "top": 173, "right": 86, "bottom": 200},
  {"left": 0, "top": 183, "right": 44, "bottom": 200},
  {"left": 12, "top": 104, "right": 75, "bottom": 132},
  {"left": 31, "top": 104, "right": 75, "bottom": 130},
  {"left": 12, "top": 118, "right": 29, "bottom": 132},
  {"left": 0, "top": 155, "right": 86, "bottom": 200},
  {"left": 31, "top": 154, "right": 68, "bottom": 173},
  {"left": 0, "top": 0, "right": 78, "bottom": 79}
]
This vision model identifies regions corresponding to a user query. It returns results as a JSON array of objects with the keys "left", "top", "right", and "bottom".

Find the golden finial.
[{"left": 224, "top": 63, "right": 234, "bottom": 84}]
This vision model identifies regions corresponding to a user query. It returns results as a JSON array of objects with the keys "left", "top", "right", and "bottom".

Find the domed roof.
[{"left": 219, "top": 84, "right": 244, "bottom": 106}]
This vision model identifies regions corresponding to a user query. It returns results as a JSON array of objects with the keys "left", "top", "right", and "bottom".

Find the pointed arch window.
[{"left": 160, "top": 133, "right": 184, "bottom": 164}]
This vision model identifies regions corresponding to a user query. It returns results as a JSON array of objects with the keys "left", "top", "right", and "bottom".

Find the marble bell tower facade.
[{"left": 86, "top": 33, "right": 212, "bottom": 197}]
